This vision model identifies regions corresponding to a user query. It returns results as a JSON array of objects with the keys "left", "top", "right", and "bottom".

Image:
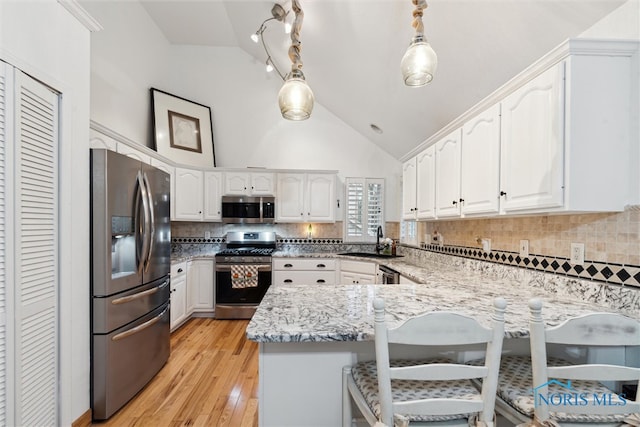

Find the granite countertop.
[
  {"left": 245, "top": 280, "right": 631, "bottom": 343},
  {"left": 248, "top": 252, "right": 638, "bottom": 343}
]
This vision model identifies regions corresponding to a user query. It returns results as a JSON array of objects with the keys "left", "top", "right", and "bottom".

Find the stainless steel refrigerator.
[{"left": 90, "top": 149, "right": 171, "bottom": 420}]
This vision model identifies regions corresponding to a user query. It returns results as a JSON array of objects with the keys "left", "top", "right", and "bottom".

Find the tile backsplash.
[
  {"left": 416, "top": 206, "right": 640, "bottom": 266},
  {"left": 171, "top": 207, "right": 639, "bottom": 288}
]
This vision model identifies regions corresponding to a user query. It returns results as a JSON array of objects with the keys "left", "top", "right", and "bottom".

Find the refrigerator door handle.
[
  {"left": 136, "top": 171, "right": 152, "bottom": 275},
  {"left": 142, "top": 172, "right": 155, "bottom": 272},
  {"left": 111, "top": 304, "right": 169, "bottom": 341},
  {"left": 110, "top": 279, "right": 170, "bottom": 305}
]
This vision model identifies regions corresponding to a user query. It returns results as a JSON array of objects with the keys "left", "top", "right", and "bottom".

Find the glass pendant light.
[
  {"left": 401, "top": 0, "right": 437, "bottom": 87},
  {"left": 278, "top": 0, "right": 314, "bottom": 120},
  {"left": 278, "top": 69, "right": 314, "bottom": 120}
]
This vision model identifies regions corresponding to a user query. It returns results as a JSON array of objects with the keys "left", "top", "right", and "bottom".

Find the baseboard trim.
[{"left": 72, "top": 408, "right": 92, "bottom": 427}]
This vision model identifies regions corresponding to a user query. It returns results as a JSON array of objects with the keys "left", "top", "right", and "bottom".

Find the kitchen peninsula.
[{"left": 246, "top": 255, "right": 639, "bottom": 427}]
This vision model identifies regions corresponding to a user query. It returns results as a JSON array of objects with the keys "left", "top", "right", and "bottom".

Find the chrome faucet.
[{"left": 375, "top": 226, "right": 384, "bottom": 254}]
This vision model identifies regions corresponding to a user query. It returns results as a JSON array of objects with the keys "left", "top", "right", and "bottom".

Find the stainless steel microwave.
[{"left": 221, "top": 196, "right": 275, "bottom": 223}]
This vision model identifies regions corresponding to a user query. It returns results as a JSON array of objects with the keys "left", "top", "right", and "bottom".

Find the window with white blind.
[{"left": 344, "top": 178, "right": 384, "bottom": 242}]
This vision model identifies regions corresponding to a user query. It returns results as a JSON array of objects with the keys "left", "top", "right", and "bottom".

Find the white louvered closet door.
[
  {"left": 0, "top": 59, "right": 9, "bottom": 427},
  {"left": 13, "top": 69, "right": 59, "bottom": 426}
]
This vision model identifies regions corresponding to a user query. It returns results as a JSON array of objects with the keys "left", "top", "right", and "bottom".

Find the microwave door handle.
[
  {"left": 142, "top": 172, "right": 155, "bottom": 272},
  {"left": 259, "top": 197, "right": 263, "bottom": 222}
]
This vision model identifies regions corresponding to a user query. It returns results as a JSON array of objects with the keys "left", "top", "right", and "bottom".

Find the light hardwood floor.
[{"left": 92, "top": 318, "right": 259, "bottom": 427}]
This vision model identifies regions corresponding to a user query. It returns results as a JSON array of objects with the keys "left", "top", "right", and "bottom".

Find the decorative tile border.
[{"left": 418, "top": 243, "right": 640, "bottom": 288}]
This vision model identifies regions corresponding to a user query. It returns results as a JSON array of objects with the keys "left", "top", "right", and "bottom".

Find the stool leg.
[{"left": 342, "top": 366, "right": 353, "bottom": 427}]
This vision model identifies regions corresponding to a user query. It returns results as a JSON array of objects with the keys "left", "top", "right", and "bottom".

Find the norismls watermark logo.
[{"left": 533, "top": 379, "right": 628, "bottom": 408}]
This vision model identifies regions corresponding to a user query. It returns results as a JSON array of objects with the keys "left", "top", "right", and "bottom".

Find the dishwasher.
[{"left": 378, "top": 265, "right": 401, "bottom": 284}]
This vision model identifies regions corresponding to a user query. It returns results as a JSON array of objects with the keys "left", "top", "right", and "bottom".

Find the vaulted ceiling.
[{"left": 138, "top": 0, "right": 626, "bottom": 159}]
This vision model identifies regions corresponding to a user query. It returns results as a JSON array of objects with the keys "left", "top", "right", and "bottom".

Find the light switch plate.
[{"left": 519, "top": 240, "right": 529, "bottom": 258}]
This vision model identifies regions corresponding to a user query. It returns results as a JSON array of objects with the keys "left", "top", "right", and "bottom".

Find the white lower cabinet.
[
  {"left": 339, "top": 260, "right": 377, "bottom": 284},
  {"left": 187, "top": 259, "right": 214, "bottom": 312},
  {"left": 273, "top": 258, "right": 337, "bottom": 285},
  {"left": 170, "top": 261, "right": 188, "bottom": 330}
]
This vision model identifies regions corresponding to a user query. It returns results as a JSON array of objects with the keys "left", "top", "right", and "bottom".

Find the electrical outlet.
[
  {"left": 482, "top": 238, "right": 491, "bottom": 253},
  {"left": 204, "top": 231, "right": 211, "bottom": 239},
  {"left": 519, "top": 240, "right": 529, "bottom": 258},
  {"left": 570, "top": 243, "right": 584, "bottom": 266}
]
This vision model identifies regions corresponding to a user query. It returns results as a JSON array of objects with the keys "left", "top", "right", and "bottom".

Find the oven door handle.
[{"left": 215, "top": 264, "right": 272, "bottom": 272}]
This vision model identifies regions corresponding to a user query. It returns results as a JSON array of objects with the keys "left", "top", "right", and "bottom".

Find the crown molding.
[{"left": 57, "top": 0, "right": 103, "bottom": 32}]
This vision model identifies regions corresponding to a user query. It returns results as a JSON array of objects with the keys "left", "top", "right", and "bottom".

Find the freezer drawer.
[
  {"left": 92, "top": 302, "right": 170, "bottom": 420},
  {"left": 92, "top": 275, "right": 170, "bottom": 334}
]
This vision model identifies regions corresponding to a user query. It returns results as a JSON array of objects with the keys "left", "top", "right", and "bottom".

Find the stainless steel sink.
[{"left": 337, "top": 252, "right": 403, "bottom": 259}]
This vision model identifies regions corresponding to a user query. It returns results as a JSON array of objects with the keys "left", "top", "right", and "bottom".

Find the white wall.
[
  {"left": 0, "top": 1, "right": 91, "bottom": 425},
  {"left": 579, "top": 0, "right": 640, "bottom": 200},
  {"left": 82, "top": 1, "right": 402, "bottom": 220}
]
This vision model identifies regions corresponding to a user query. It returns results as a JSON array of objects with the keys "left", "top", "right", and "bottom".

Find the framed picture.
[{"left": 151, "top": 88, "right": 216, "bottom": 167}]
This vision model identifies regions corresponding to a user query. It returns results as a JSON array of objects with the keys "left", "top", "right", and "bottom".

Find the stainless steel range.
[{"left": 215, "top": 231, "right": 276, "bottom": 319}]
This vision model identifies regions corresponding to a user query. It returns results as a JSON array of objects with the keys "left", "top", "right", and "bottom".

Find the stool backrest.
[
  {"left": 374, "top": 297, "right": 507, "bottom": 426},
  {"left": 528, "top": 298, "right": 640, "bottom": 421}
]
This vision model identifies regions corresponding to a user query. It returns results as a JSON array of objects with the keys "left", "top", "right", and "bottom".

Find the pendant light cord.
[
  {"left": 411, "top": 0, "right": 427, "bottom": 35},
  {"left": 288, "top": 0, "right": 304, "bottom": 73}
]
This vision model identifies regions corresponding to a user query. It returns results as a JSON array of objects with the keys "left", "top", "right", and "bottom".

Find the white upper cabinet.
[
  {"left": 174, "top": 168, "right": 204, "bottom": 220},
  {"left": 223, "top": 171, "right": 275, "bottom": 196},
  {"left": 276, "top": 173, "right": 336, "bottom": 222},
  {"left": 461, "top": 103, "right": 501, "bottom": 216},
  {"left": 435, "top": 129, "right": 462, "bottom": 218},
  {"left": 499, "top": 63, "right": 564, "bottom": 213},
  {"left": 401, "top": 159, "right": 417, "bottom": 220},
  {"left": 416, "top": 146, "right": 436, "bottom": 219},
  {"left": 401, "top": 39, "right": 638, "bottom": 220},
  {"left": 203, "top": 171, "right": 223, "bottom": 221}
]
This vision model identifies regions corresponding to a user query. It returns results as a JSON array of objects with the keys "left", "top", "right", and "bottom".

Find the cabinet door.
[
  {"left": 150, "top": 158, "right": 176, "bottom": 220},
  {"left": 461, "top": 104, "right": 501, "bottom": 215},
  {"left": 306, "top": 174, "right": 336, "bottom": 222},
  {"left": 435, "top": 129, "right": 462, "bottom": 217},
  {"left": 500, "top": 63, "right": 564, "bottom": 212},
  {"left": 276, "top": 173, "right": 305, "bottom": 222},
  {"left": 223, "top": 172, "right": 251, "bottom": 195},
  {"left": 340, "top": 271, "right": 359, "bottom": 284},
  {"left": 402, "top": 158, "right": 417, "bottom": 219},
  {"left": 203, "top": 171, "right": 222, "bottom": 221},
  {"left": 187, "top": 259, "right": 214, "bottom": 311},
  {"left": 174, "top": 168, "right": 204, "bottom": 220},
  {"left": 170, "top": 274, "right": 187, "bottom": 330},
  {"left": 251, "top": 172, "right": 276, "bottom": 195},
  {"left": 357, "top": 273, "right": 377, "bottom": 284},
  {"left": 416, "top": 146, "right": 436, "bottom": 219}
]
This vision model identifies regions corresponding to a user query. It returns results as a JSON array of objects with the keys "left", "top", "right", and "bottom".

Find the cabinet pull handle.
[
  {"left": 177, "top": 268, "right": 183, "bottom": 273},
  {"left": 284, "top": 263, "right": 293, "bottom": 268},
  {"left": 317, "top": 263, "right": 326, "bottom": 268},
  {"left": 500, "top": 191, "right": 507, "bottom": 196},
  {"left": 316, "top": 279, "right": 325, "bottom": 283},
  {"left": 459, "top": 198, "right": 465, "bottom": 203},
  {"left": 284, "top": 279, "right": 293, "bottom": 283},
  {"left": 452, "top": 200, "right": 457, "bottom": 205}
]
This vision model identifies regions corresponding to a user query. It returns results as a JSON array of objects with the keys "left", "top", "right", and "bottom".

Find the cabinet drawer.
[
  {"left": 171, "top": 261, "right": 187, "bottom": 277},
  {"left": 273, "top": 258, "right": 336, "bottom": 271},
  {"left": 273, "top": 271, "right": 336, "bottom": 285},
  {"left": 340, "top": 260, "right": 377, "bottom": 275}
]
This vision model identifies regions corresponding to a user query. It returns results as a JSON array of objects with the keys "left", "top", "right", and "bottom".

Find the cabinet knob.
[
  {"left": 177, "top": 268, "right": 183, "bottom": 273},
  {"left": 459, "top": 198, "right": 465, "bottom": 203},
  {"left": 500, "top": 191, "right": 507, "bottom": 196},
  {"left": 452, "top": 200, "right": 457, "bottom": 205}
]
